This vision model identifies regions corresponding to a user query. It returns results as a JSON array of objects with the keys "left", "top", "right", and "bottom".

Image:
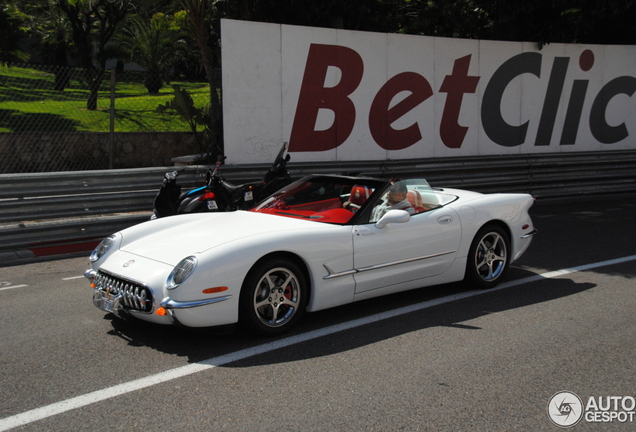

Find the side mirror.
[{"left": 375, "top": 209, "right": 410, "bottom": 229}]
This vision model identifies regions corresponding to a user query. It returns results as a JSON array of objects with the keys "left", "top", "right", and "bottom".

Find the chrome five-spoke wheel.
[
  {"left": 240, "top": 258, "right": 308, "bottom": 335},
  {"left": 465, "top": 225, "right": 510, "bottom": 289}
]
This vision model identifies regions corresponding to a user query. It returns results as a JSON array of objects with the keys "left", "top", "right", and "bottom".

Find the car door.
[{"left": 352, "top": 207, "right": 461, "bottom": 294}]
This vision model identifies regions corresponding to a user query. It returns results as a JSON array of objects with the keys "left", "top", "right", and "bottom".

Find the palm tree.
[
  {"left": 116, "top": 13, "right": 188, "bottom": 93},
  {"left": 0, "top": 2, "right": 30, "bottom": 65}
]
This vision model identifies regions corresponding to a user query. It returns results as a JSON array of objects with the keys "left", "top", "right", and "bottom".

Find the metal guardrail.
[{"left": 1, "top": 150, "right": 635, "bottom": 262}]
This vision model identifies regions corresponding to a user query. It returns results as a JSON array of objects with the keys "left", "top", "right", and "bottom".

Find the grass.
[{"left": 0, "top": 65, "right": 212, "bottom": 133}]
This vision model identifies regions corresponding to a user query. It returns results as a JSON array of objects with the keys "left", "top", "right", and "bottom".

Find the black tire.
[
  {"left": 239, "top": 258, "right": 309, "bottom": 336},
  {"left": 465, "top": 224, "right": 510, "bottom": 289}
]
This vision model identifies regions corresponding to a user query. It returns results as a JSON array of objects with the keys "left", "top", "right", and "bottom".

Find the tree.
[
  {"left": 115, "top": 13, "right": 188, "bottom": 93},
  {"left": 20, "top": 0, "right": 75, "bottom": 90},
  {"left": 216, "top": 0, "right": 401, "bottom": 32},
  {"left": 178, "top": 0, "right": 223, "bottom": 157},
  {"left": 396, "top": 0, "right": 490, "bottom": 39},
  {"left": 473, "top": 0, "right": 636, "bottom": 47},
  {"left": 0, "top": 1, "right": 30, "bottom": 65},
  {"left": 54, "top": 0, "right": 134, "bottom": 109},
  {"left": 157, "top": 84, "right": 212, "bottom": 155}
]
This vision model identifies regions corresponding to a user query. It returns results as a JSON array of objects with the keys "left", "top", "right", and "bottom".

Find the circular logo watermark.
[{"left": 548, "top": 391, "right": 584, "bottom": 428}]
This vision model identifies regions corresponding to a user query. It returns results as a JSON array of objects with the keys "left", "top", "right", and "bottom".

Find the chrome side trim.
[
  {"left": 323, "top": 251, "right": 456, "bottom": 280},
  {"left": 161, "top": 295, "right": 232, "bottom": 309},
  {"left": 521, "top": 228, "right": 538, "bottom": 239},
  {"left": 322, "top": 265, "right": 357, "bottom": 280}
]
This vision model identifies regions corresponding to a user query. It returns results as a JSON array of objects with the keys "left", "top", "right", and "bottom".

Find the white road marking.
[
  {"left": 0, "top": 285, "right": 28, "bottom": 292},
  {"left": 1, "top": 254, "right": 636, "bottom": 431},
  {"left": 61, "top": 276, "right": 85, "bottom": 281}
]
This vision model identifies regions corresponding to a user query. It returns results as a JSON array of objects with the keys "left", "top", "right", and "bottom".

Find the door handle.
[{"left": 437, "top": 215, "right": 453, "bottom": 224}]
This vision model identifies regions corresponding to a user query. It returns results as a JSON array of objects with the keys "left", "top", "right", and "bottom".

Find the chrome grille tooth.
[
  {"left": 136, "top": 287, "right": 142, "bottom": 309},
  {"left": 122, "top": 283, "right": 129, "bottom": 306},
  {"left": 94, "top": 271, "right": 153, "bottom": 313},
  {"left": 125, "top": 287, "right": 131, "bottom": 307}
]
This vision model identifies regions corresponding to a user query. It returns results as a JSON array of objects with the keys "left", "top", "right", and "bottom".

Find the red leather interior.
[
  {"left": 350, "top": 185, "right": 373, "bottom": 206},
  {"left": 407, "top": 190, "right": 426, "bottom": 213},
  {"left": 255, "top": 206, "right": 354, "bottom": 223}
]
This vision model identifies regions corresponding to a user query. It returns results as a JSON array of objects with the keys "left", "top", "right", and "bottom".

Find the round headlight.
[
  {"left": 89, "top": 235, "right": 116, "bottom": 262},
  {"left": 167, "top": 256, "right": 198, "bottom": 289}
]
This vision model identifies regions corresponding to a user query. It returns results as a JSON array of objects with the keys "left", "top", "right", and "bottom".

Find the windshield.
[
  {"left": 252, "top": 176, "right": 385, "bottom": 224},
  {"left": 369, "top": 179, "right": 441, "bottom": 223}
]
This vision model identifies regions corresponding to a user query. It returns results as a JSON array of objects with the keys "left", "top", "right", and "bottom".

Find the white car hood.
[{"left": 118, "top": 210, "right": 324, "bottom": 265}]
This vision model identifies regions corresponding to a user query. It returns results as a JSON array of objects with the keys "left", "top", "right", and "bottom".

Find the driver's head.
[{"left": 387, "top": 182, "right": 407, "bottom": 204}]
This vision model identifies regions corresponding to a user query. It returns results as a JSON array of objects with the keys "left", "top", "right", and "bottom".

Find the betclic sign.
[{"left": 221, "top": 19, "right": 636, "bottom": 164}]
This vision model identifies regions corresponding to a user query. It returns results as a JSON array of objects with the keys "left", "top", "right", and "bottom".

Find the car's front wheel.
[
  {"left": 465, "top": 224, "right": 510, "bottom": 289},
  {"left": 239, "top": 258, "right": 308, "bottom": 336}
]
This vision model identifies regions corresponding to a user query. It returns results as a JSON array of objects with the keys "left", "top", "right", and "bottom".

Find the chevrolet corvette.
[{"left": 85, "top": 175, "right": 537, "bottom": 335}]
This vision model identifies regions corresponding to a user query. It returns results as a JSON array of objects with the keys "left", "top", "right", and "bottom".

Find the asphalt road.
[{"left": 1, "top": 194, "right": 635, "bottom": 431}]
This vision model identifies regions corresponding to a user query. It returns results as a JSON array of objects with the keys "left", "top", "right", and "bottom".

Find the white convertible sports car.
[{"left": 85, "top": 175, "right": 537, "bottom": 335}]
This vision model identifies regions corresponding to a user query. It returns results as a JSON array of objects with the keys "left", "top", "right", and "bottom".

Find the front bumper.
[{"left": 85, "top": 268, "right": 234, "bottom": 327}]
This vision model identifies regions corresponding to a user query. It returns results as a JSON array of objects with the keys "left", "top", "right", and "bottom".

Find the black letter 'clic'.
[
  {"left": 589, "top": 76, "right": 636, "bottom": 144},
  {"left": 481, "top": 52, "right": 542, "bottom": 147}
]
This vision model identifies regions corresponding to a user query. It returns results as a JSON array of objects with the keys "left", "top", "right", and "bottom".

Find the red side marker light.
[{"left": 202, "top": 287, "right": 228, "bottom": 294}]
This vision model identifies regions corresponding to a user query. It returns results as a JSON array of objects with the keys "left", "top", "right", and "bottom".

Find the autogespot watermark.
[{"left": 548, "top": 391, "right": 636, "bottom": 428}]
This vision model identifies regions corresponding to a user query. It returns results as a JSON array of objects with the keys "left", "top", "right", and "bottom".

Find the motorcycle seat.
[{"left": 222, "top": 179, "right": 261, "bottom": 194}]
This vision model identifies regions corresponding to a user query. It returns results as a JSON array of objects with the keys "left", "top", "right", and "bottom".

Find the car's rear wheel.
[
  {"left": 239, "top": 258, "right": 308, "bottom": 336},
  {"left": 465, "top": 224, "right": 510, "bottom": 289}
]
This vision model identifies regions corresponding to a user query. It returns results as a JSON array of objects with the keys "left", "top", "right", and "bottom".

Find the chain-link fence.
[{"left": 0, "top": 63, "right": 215, "bottom": 173}]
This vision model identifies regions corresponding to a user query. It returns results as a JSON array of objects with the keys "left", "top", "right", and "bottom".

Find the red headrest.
[{"left": 350, "top": 185, "right": 373, "bottom": 205}]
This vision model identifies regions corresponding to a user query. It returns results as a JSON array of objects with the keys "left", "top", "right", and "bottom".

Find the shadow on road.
[{"left": 104, "top": 267, "right": 597, "bottom": 365}]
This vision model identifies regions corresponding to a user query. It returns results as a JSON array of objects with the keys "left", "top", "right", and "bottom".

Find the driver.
[{"left": 371, "top": 181, "right": 414, "bottom": 221}]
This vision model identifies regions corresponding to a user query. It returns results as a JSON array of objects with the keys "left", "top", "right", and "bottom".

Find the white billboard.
[{"left": 221, "top": 19, "right": 636, "bottom": 164}]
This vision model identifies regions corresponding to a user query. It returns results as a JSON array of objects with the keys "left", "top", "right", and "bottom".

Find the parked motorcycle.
[{"left": 152, "top": 143, "right": 292, "bottom": 218}]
